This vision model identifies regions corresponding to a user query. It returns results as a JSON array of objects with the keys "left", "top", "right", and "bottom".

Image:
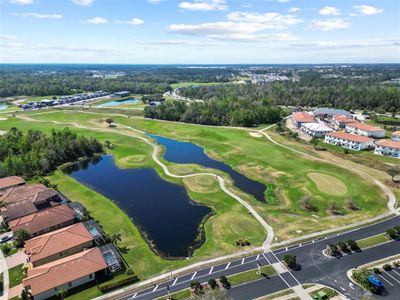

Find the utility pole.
[{"left": 256, "top": 261, "right": 261, "bottom": 275}]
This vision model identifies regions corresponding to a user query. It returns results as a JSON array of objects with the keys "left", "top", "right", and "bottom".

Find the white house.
[
  {"left": 345, "top": 123, "right": 385, "bottom": 138},
  {"left": 301, "top": 122, "right": 334, "bottom": 137},
  {"left": 392, "top": 131, "right": 400, "bottom": 141},
  {"left": 374, "top": 140, "right": 400, "bottom": 158},
  {"left": 324, "top": 132, "right": 375, "bottom": 151}
]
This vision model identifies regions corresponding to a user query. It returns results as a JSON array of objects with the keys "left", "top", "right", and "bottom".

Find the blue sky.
[{"left": 0, "top": 0, "right": 399, "bottom": 63}]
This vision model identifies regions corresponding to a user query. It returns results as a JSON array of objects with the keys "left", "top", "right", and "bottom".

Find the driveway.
[{"left": 6, "top": 250, "right": 27, "bottom": 269}]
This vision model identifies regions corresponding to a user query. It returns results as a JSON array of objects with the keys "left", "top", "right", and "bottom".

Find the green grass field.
[
  {"left": 357, "top": 233, "right": 389, "bottom": 249},
  {"left": 9, "top": 264, "right": 24, "bottom": 288},
  {"left": 227, "top": 265, "right": 276, "bottom": 286}
]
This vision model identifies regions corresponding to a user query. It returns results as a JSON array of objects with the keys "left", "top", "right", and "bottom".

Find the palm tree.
[
  {"left": 110, "top": 233, "right": 122, "bottom": 246},
  {"left": 57, "top": 287, "right": 67, "bottom": 300},
  {"left": 310, "top": 136, "right": 319, "bottom": 149},
  {"left": 387, "top": 167, "right": 400, "bottom": 183}
]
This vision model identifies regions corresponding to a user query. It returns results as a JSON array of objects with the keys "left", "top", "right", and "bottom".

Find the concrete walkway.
[
  {"left": 5, "top": 250, "right": 27, "bottom": 269},
  {"left": 0, "top": 250, "right": 9, "bottom": 300}
]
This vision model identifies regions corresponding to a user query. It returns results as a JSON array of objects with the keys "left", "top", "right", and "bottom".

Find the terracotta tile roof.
[
  {"left": 0, "top": 176, "right": 25, "bottom": 190},
  {"left": 332, "top": 114, "right": 358, "bottom": 123},
  {"left": 376, "top": 140, "right": 400, "bottom": 150},
  {"left": 25, "top": 223, "right": 94, "bottom": 264},
  {"left": 0, "top": 184, "right": 48, "bottom": 204},
  {"left": 346, "top": 122, "right": 384, "bottom": 132},
  {"left": 23, "top": 247, "right": 107, "bottom": 296},
  {"left": 292, "top": 112, "right": 316, "bottom": 123},
  {"left": 326, "top": 131, "right": 374, "bottom": 143},
  {"left": 9, "top": 205, "right": 76, "bottom": 235},
  {"left": 1, "top": 199, "right": 38, "bottom": 221},
  {"left": 393, "top": 131, "right": 400, "bottom": 136}
]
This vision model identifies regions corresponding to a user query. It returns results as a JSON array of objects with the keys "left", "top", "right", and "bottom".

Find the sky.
[{"left": 0, "top": 0, "right": 399, "bottom": 64}]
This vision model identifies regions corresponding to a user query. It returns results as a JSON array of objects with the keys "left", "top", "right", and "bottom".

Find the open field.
[
  {"left": 0, "top": 112, "right": 266, "bottom": 282},
  {"left": 307, "top": 172, "right": 348, "bottom": 196},
  {"left": 170, "top": 82, "right": 226, "bottom": 88}
]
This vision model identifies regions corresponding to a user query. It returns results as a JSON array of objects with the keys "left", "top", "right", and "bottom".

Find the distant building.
[
  {"left": 345, "top": 123, "right": 385, "bottom": 138},
  {"left": 313, "top": 108, "right": 352, "bottom": 118},
  {"left": 25, "top": 223, "right": 94, "bottom": 267},
  {"left": 392, "top": 131, "right": 400, "bottom": 141},
  {"left": 9, "top": 204, "right": 76, "bottom": 237},
  {"left": 23, "top": 248, "right": 108, "bottom": 300},
  {"left": 112, "top": 91, "right": 130, "bottom": 98},
  {"left": 0, "top": 176, "right": 25, "bottom": 191},
  {"left": 332, "top": 114, "right": 358, "bottom": 129},
  {"left": 301, "top": 122, "right": 333, "bottom": 137},
  {"left": 324, "top": 132, "right": 375, "bottom": 151},
  {"left": 374, "top": 140, "right": 400, "bottom": 158},
  {"left": 291, "top": 112, "right": 316, "bottom": 128}
]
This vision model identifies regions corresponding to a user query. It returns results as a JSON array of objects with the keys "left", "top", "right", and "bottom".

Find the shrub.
[
  {"left": 386, "top": 229, "right": 397, "bottom": 239},
  {"left": 219, "top": 276, "right": 228, "bottom": 284},
  {"left": 383, "top": 264, "right": 392, "bottom": 271},
  {"left": 352, "top": 268, "right": 380, "bottom": 294},
  {"left": 373, "top": 268, "right": 381, "bottom": 274},
  {"left": 126, "top": 268, "right": 134, "bottom": 275},
  {"left": 328, "top": 243, "right": 338, "bottom": 255},
  {"left": 393, "top": 261, "right": 400, "bottom": 268},
  {"left": 283, "top": 254, "right": 297, "bottom": 269},
  {"left": 346, "top": 240, "right": 358, "bottom": 251},
  {"left": 393, "top": 226, "right": 400, "bottom": 234},
  {"left": 338, "top": 241, "right": 347, "bottom": 251},
  {"left": 208, "top": 278, "right": 217, "bottom": 289},
  {"left": 0, "top": 243, "right": 12, "bottom": 256},
  {"left": 99, "top": 275, "right": 139, "bottom": 293}
]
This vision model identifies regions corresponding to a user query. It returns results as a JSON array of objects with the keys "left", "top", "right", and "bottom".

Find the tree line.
[
  {"left": 179, "top": 80, "right": 400, "bottom": 113},
  {"left": 144, "top": 99, "right": 282, "bottom": 127},
  {"left": 0, "top": 128, "right": 103, "bottom": 178}
]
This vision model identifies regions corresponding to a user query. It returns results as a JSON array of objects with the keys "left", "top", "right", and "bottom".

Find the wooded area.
[{"left": 0, "top": 128, "right": 103, "bottom": 178}]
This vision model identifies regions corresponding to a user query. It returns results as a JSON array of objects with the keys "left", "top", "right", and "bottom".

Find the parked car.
[{"left": 0, "top": 233, "right": 13, "bottom": 244}]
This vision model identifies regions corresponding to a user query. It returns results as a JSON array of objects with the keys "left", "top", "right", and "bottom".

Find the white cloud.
[
  {"left": 1, "top": 35, "right": 18, "bottom": 40},
  {"left": 147, "top": 0, "right": 165, "bottom": 3},
  {"left": 10, "top": 0, "right": 34, "bottom": 4},
  {"left": 72, "top": 0, "right": 94, "bottom": 6},
  {"left": 117, "top": 18, "right": 144, "bottom": 25},
  {"left": 227, "top": 11, "right": 303, "bottom": 29},
  {"left": 288, "top": 7, "right": 301, "bottom": 13},
  {"left": 290, "top": 38, "right": 400, "bottom": 50},
  {"left": 139, "top": 40, "right": 226, "bottom": 46},
  {"left": 308, "top": 18, "right": 350, "bottom": 31},
  {"left": 168, "top": 22, "right": 296, "bottom": 41},
  {"left": 85, "top": 17, "right": 108, "bottom": 24},
  {"left": 277, "top": 0, "right": 290, "bottom": 3},
  {"left": 353, "top": 5, "right": 383, "bottom": 16},
  {"left": 179, "top": 0, "right": 227, "bottom": 11},
  {"left": 319, "top": 6, "right": 340, "bottom": 16},
  {"left": 12, "top": 12, "right": 63, "bottom": 19}
]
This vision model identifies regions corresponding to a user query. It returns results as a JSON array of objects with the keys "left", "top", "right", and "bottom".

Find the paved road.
[{"left": 116, "top": 215, "right": 400, "bottom": 300}]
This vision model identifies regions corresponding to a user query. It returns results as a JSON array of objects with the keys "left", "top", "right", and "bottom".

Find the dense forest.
[
  {"left": 144, "top": 99, "right": 282, "bottom": 127},
  {"left": 0, "top": 128, "right": 103, "bottom": 178},
  {"left": 179, "top": 81, "right": 400, "bottom": 113},
  {"left": 0, "top": 65, "right": 233, "bottom": 97}
]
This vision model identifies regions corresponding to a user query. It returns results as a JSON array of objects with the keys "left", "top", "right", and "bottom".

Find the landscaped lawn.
[
  {"left": 157, "top": 288, "right": 191, "bottom": 300},
  {"left": 9, "top": 264, "right": 24, "bottom": 288},
  {"left": 357, "top": 233, "right": 390, "bottom": 249},
  {"left": 227, "top": 265, "right": 276, "bottom": 286}
]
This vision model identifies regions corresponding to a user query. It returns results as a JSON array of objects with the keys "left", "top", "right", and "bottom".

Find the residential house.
[
  {"left": 345, "top": 123, "right": 385, "bottom": 138},
  {"left": 374, "top": 140, "right": 400, "bottom": 158},
  {"left": 25, "top": 223, "right": 94, "bottom": 267},
  {"left": 23, "top": 248, "right": 108, "bottom": 300},
  {"left": 392, "top": 131, "right": 400, "bottom": 141},
  {"left": 301, "top": 122, "right": 333, "bottom": 137},
  {"left": 0, "top": 176, "right": 25, "bottom": 191},
  {"left": 332, "top": 114, "right": 358, "bottom": 129},
  {"left": 9, "top": 204, "right": 76, "bottom": 237},
  {"left": 0, "top": 184, "right": 48, "bottom": 205},
  {"left": 291, "top": 112, "right": 316, "bottom": 128},
  {"left": 324, "top": 132, "right": 375, "bottom": 151}
]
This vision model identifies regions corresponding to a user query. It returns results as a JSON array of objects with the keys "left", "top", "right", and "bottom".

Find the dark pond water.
[
  {"left": 64, "top": 155, "right": 211, "bottom": 258},
  {"left": 147, "top": 134, "right": 266, "bottom": 202}
]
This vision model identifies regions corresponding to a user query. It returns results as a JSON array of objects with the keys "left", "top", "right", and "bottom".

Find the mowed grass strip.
[
  {"left": 9, "top": 264, "right": 24, "bottom": 288},
  {"left": 356, "top": 233, "right": 390, "bottom": 249},
  {"left": 307, "top": 172, "right": 348, "bottom": 196},
  {"left": 227, "top": 265, "right": 276, "bottom": 286},
  {"left": 156, "top": 289, "right": 191, "bottom": 300}
]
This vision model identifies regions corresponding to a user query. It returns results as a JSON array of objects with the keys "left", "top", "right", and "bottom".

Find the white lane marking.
[
  {"left": 256, "top": 254, "right": 260, "bottom": 260},
  {"left": 172, "top": 278, "right": 178, "bottom": 286},
  {"left": 340, "top": 286, "right": 346, "bottom": 292},
  {"left": 261, "top": 253, "right": 291, "bottom": 288},
  {"left": 392, "top": 269, "right": 400, "bottom": 278},
  {"left": 208, "top": 266, "right": 214, "bottom": 275},
  {"left": 269, "top": 251, "right": 302, "bottom": 287},
  {"left": 190, "top": 272, "right": 197, "bottom": 280},
  {"left": 312, "top": 240, "right": 315, "bottom": 243},
  {"left": 379, "top": 275, "right": 394, "bottom": 286},
  {"left": 241, "top": 258, "right": 245, "bottom": 264},
  {"left": 285, "top": 247, "right": 288, "bottom": 251},
  {"left": 299, "top": 243, "right": 302, "bottom": 247},
  {"left": 152, "top": 285, "right": 158, "bottom": 292},
  {"left": 131, "top": 293, "right": 137, "bottom": 299},
  {"left": 349, "top": 283, "right": 355, "bottom": 290},
  {"left": 225, "top": 262, "right": 231, "bottom": 270},
  {"left": 384, "top": 271, "right": 400, "bottom": 284}
]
